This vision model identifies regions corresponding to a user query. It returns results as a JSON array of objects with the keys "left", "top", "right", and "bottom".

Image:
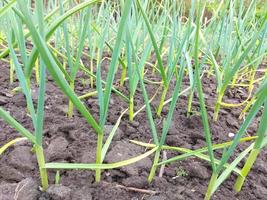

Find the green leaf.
[
  {"left": 212, "top": 143, "right": 254, "bottom": 194},
  {"left": 0, "top": 107, "right": 36, "bottom": 144},
  {"left": 217, "top": 90, "right": 267, "bottom": 173},
  {"left": 25, "top": 0, "right": 100, "bottom": 78},
  {"left": 0, "top": 0, "right": 16, "bottom": 18},
  {"left": 194, "top": 0, "right": 216, "bottom": 172},
  {"left": 35, "top": 0, "right": 46, "bottom": 146},
  {"left": 17, "top": 0, "right": 102, "bottom": 136},
  {"left": 0, "top": 137, "right": 27, "bottom": 156},
  {"left": 136, "top": 0, "right": 167, "bottom": 87},
  {"left": 7, "top": 33, "right": 37, "bottom": 130},
  {"left": 45, "top": 147, "right": 157, "bottom": 170},
  {"left": 102, "top": 0, "right": 133, "bottom": 126},
  {"left": 101, "top": 109, "right": 128, "bottom": 162}
]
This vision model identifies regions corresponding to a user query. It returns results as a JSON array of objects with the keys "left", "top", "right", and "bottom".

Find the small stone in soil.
[{"left": 228, "top": 132, "right": 235, "bottom": 138}]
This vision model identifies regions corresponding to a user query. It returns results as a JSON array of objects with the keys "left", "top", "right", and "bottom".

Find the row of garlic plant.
[
  {"left": 131, "top": 1, "right": 266, "bottom": 200},
  {"left": 127, "top": 0, "right": 267, "bottom": 199},
  {"left": 0, "top": 0, "right": 145, "bottom": 189}
]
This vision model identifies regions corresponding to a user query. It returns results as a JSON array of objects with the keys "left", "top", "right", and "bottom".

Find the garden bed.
[{"left": 1, "top": 60, "right": 266, "bottom": 200}]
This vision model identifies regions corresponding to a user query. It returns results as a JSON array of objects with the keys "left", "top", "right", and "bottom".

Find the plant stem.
[
  {"left": 68, "top": 81, "right": 74, "bottom": 118},
  {"left": 213, "top": 92, "right": 223, "bottom": 121},
  {"left": 129, "top": 96, "right": 134, "bottom": 121},
  {"left": 120, "top": 65, "right": 127, "bottom": 86},
  {"left": 90, "top": 59, "right": 94, "bottom": 88},
  {"left": 35, "top": 58, "right": 40, "bottom": 85},
  {"left": 187, "top": 89, "right": 194, "bottom": 117},
  {"left": 235, "top": 98, "right": 267, "bottom": 191},
  {"left": 148, "top": 149, "right": 160, "bottom": 182},
  {"left": 248, "top": 69, "right": 256, "bottom": 93},
  {"left": 157, "top": 85, "right": 168, "bottom": 116},
  {"left": 205, "top": 173, "right": 218, "bottom": 200},
  {"left": 231, "top": 73, "right": 238, "bottom": 88},
  {"left": 9, "top": 59, "right": 14, "bottom": 84},
  {"left": 239, "top": 97, "right": 255, "bottom": 119},
  {"left": 95, "top": 132, "right": 104, "bottom": 182},
  {"left": 234, "top": 148, "right": 260, "bottom": 192},
  {"left": 35, "top": 145, "right": 49, "bottom": 191}
]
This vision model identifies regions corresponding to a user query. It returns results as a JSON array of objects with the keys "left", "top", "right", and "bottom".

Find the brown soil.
[{"left": 0, "top": 59, "right": 266, "bottom": 200}]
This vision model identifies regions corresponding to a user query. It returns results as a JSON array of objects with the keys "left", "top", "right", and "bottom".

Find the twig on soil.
[
  {"left": 116, "top": 184, "right": 158, "bottom": 195},
  {"left": 14, "top": 180, "right": 28, "bottom": 200},
  {"left": 159, "top": 150, "right": 167, "bottom": 177}
]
